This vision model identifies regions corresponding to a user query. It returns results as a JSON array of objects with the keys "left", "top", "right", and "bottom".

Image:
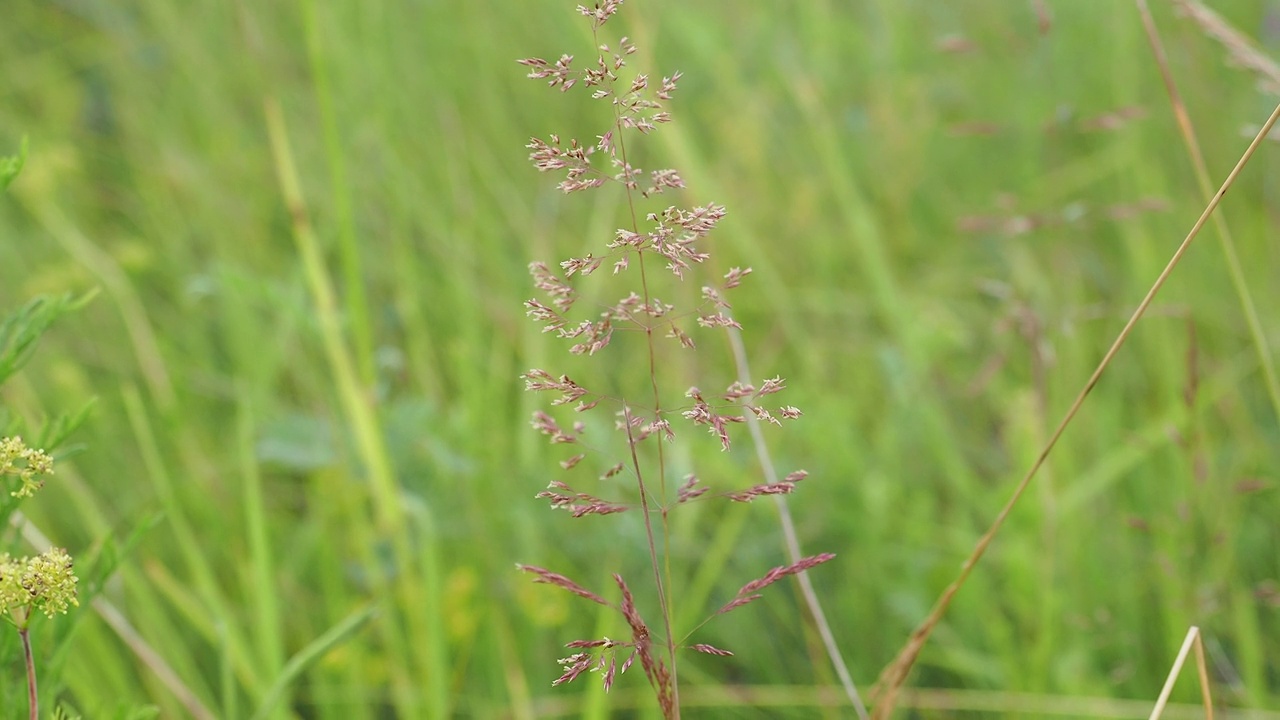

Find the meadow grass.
[{"left": 1, "top": 0, "right": 1278, "bottom": 717}]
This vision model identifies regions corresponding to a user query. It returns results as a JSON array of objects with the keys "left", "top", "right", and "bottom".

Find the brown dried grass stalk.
[
  {"left": 1174, "top": 0, "right": 1280, "bottom": 95},
  {"left": 1139, "top": 0, "right": 1280, "bottom": 424},
  {"left": 868, "top": 92, "right": 1280, "bottom": 720},
  {"left": 1149, "top": 626, "right": 1213, "bottom": 720}
]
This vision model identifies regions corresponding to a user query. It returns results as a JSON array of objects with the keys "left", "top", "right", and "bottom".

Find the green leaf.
[
  {"left": 0, "top": 136, "right": 28, "bottom": 191},
  {"left": 249, "top": 603, "right": 379, "bottom": 720},
  {"left": 0, "top": 291, "right": 97, "bottom": 387},
  {"left": 35, "top": 398, "right": 97, "bottom": 456},
  {"left": 79, "top": 511, "right": 164, "bottom": 600}
]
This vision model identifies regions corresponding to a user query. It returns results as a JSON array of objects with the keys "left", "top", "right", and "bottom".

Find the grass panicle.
[
  {"left": 516, "top": 2, "right": 838, "bottom": 716},
  {"left": 2, "top": 1, "right": 1280, "bottom": 717}
]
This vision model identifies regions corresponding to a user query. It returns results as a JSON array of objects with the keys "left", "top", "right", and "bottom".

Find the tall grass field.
[{"left": 1, "top": 0, "right": 1278, "bottom": 717}]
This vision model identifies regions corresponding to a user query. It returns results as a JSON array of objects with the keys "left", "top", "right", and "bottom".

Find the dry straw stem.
[
  {"left": 1140, "top": 0, "right": 1280, "bottom": 422},
  {"left": 1148, "top": 626, "right": 1213, "bottom": 720},
  {"left": 1173, "top": 0, "right": 1280, "bottom": 95},
  {"left": 868, "top": 99, "right": 1280, "bottom": 719},
  {"left": 724, "top": 327, "right": 869, "bottom": 720}
]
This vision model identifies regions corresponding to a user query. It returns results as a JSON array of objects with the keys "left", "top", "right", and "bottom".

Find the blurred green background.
[{"left": 2, "top": 0, "right": 1279, "bottom": 717}]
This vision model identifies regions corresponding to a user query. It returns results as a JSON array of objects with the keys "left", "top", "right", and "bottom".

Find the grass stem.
[{"left": 870, "top": 98, "right": 1280, "bottom": 720}]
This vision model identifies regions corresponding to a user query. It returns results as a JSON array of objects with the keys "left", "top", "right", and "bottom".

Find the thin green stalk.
[
  {"left": 88, "top": 595, "right": 216, "bottom": 719},
  {"left": 300, "top": 0, "right": 375, "bottom": 386},
  {"left": 23, "top": 199, "right": 175, "bottom": 410},
  {"left": 250, "top": 603, "right": 379, "bottom": 720},
  {"left": 218, "top": 621, "right": 236, "bottom": 720},
  {"left": 263, "top": 97, "right": 422, "bottom": 714},
  {"left": 236, "top": 389, "right": 284, "bottom": 715},
  {"left": 121, "top": 384, "right": 256, "bottom": 699},
  {"left": 262, "top": 100, "right": 404, "bottom": 538},
  {"left": 404, "top": 497, "right": 451, "bottom": 718}
]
